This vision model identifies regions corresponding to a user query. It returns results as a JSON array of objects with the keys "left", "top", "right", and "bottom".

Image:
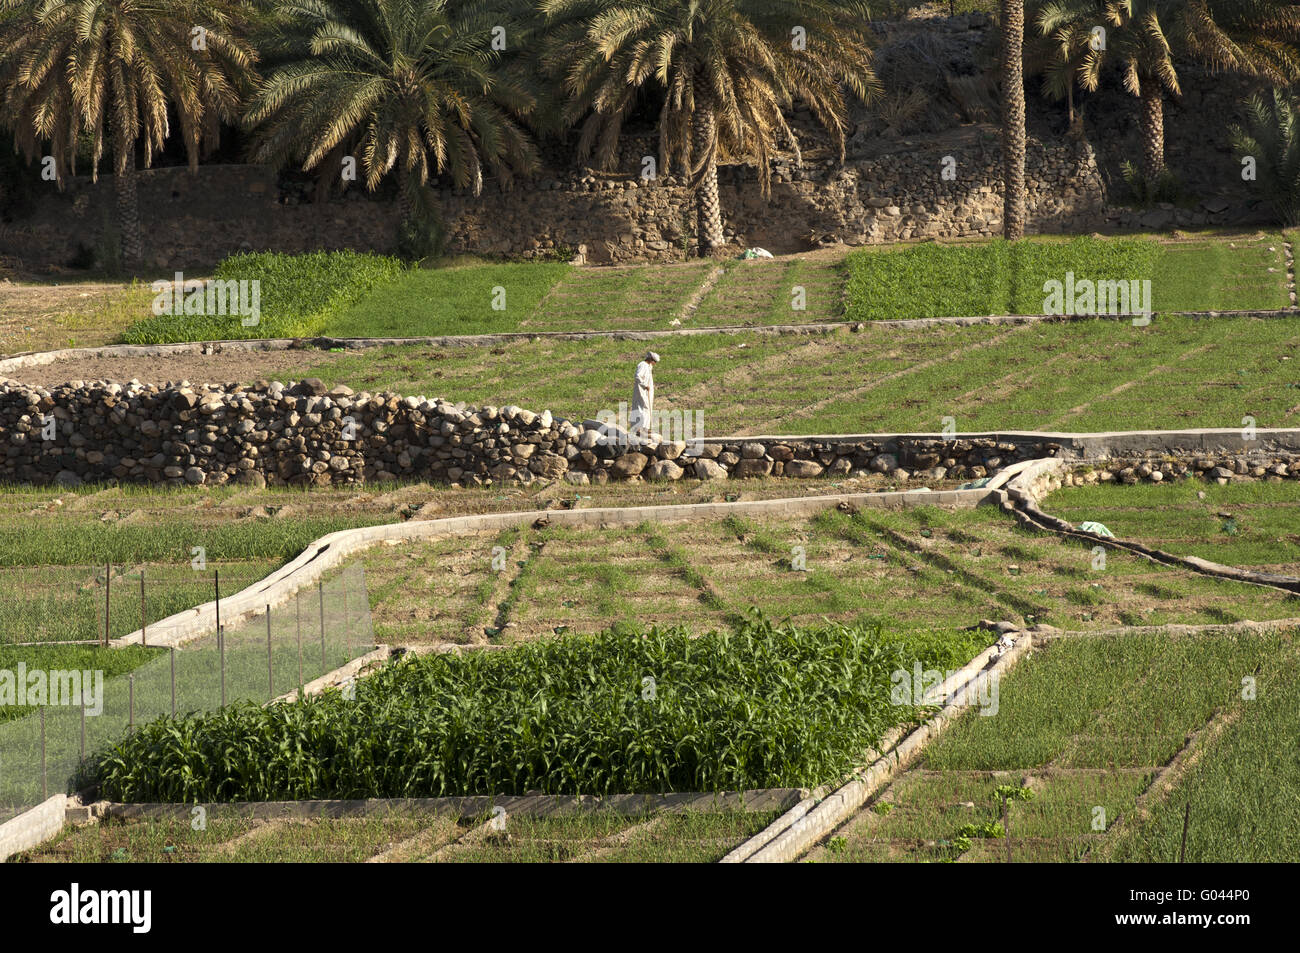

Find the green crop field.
[
  {"left": 1046, "top": 480, "right": 1300, "bottom": 572},
  {"left": 54, "top": 312, "right": 1288, "bottom": 438},
  {"left": 808, "top": 628, "right": 1300, "bottom": 863},
  {"left": 84, "top": 616, "right": 988, "bottom": 800}
]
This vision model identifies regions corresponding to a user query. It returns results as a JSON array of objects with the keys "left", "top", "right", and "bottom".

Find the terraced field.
[
  {"left": 1047, "top": 480, "right": 1300, "bottom": 574},
  {"left": 358, "top": 504, "right": 1300, "bottom": 647},
  {"left": 807, "top": 628, "right": 1300, "bottom": 863},
  {"left": 15, "top": 312, "right": 1300, "bottom": 438},
  {"left": 19, "top": 806, "right": 779, "bottom": 863}
]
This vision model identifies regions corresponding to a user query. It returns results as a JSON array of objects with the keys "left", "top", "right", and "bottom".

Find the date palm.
[
  {"left": 540, "top": 0, "right": 878, "bottom": 255},
  {"left": 0, "top": 0, "right": 256, "bottom": 270},
  {"left": 245, "top": 0, "right": 540, "bottom": 226},
  {"left": 1230, "top": 88, "right": 1300, "bottom": 224},
  {"left": 1035, "top": 0, "right": 1300, "bottom": 181}
]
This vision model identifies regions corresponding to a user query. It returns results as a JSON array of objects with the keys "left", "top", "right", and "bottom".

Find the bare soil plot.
[
  {"left": 18, "top": 810, "right": 462, "bottom": 863},
  {"left": 16, "top": 806, "right": 774, "bottom": 863},
  {"left": 0, "top": 280, "right": 153, "bottom": 358}
]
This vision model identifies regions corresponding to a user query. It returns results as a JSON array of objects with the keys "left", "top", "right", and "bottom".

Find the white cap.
[{"left": 645, "top": 351, "right": 660, "bottom": 362}]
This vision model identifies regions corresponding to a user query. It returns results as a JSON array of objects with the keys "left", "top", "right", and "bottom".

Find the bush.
[
  {"left": 84, "top": 615, "right": 989, "bottom": 800},
  {"left": 1119, "top": 160, "right": 1182, "bottom": 208},
  {"left": 120, "top": 250, "right": 407, "bottom": 343}
]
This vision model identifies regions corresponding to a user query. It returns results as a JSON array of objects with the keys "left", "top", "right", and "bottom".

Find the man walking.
[{"left": 630, "top": 350, "right": 659, "bottom": 437}]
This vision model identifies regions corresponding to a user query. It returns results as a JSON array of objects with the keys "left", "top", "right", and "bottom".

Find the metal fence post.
[
  {"left": 267, "top": 604, "right": 274, "bottom": 701},
  {"left": 140, "top": 569, "right": 147, "bottom": 647},
  {"left": 296, "top": 590, "right": 303, "bottom": 694},
  {"left": 128, "top": 674, "right": 135, "bottom": 733},
  {"left": 80, "top": 702, "right": 85, "bottom": 760},
  {"left": 319, "top": 581, "right": 326, "bottom": 670},
  {"left": 216, "top": 567, "right": 225, "bottom": 709},
  {"left": 103, "top": 562, "right": 111, "bottom": 647},
  {"left": 1004, "top": 796, "right": 1011, "bottom": 864},
  {"left": 170, "top": 646, "right": 176, "bottom": 718},
  {"left": 40, "top": 707, "right": 47, "bottom": 800},
  {"left": 343, "top": 585, "right": 350, "bottom": 661},
  {"left": 219, "top": 625, "right": 226, "bottom": 709}
]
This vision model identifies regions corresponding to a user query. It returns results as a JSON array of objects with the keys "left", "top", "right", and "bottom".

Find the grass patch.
[
  {"left": 1046, "top": 479, "right": 1300, "bottom": 568},
  {"left": 330, "top": 261, "right": 570, "bottom": 337},
  {"left": 0, "top": 644, "right": 161, "bottom": 724},
  {"left": 120, "top": 251, "right": 407, "bottom": 343}
]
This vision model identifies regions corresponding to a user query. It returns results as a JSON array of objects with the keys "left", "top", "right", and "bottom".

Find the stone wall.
[
  {"left": 1066, "top": 454, "right": 1300, "bottom": 487},
  {"left": 3, "top": 133, "right": 1105, "bottom": 270},
  {"left": 0, "top": 378, "right": 1056, "bottom": 489}
]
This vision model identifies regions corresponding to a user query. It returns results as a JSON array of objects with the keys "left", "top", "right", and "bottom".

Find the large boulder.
[
  {"left": 693, "top": 459, "right": 728, "bottom": 480},
  {"left": 610, "top": 452, "right": 650, "bottom": 479},
  {"left": 647, "top": 460, "right": 684, "bottom": 481}
]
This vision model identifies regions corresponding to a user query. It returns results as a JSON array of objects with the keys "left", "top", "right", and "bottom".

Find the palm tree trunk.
[
  {"left": 115, "top": 151, "right": 144, "bottom": 273},
  {"left": 691, "top": 79, "right": 725, "bottom": 255},
  {"left": 1139, "top": 82, "right": 1165, "bottom": 180},
  {"left": 398, "top": 181, "right": 414, "bottom": 223},
  {"left": 1000, "top": 0, "right": 1026, "bottom": 241}
]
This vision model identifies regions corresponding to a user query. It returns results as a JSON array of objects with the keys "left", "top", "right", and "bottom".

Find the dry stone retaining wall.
[
  {"left": 5, "top": 136, "right": 1103, "bottom": 269},
  {"left": 0, "top": 377, "right": 1059, "bottom": 489}
]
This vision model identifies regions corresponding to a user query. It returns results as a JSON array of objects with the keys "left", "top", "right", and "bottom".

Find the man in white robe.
[{"left": 630, "top": 351, "right": 659, "bottom": 438}]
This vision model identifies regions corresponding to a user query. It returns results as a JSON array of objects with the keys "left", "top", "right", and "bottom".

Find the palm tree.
[
  {"left": 0, "top": 0, "right": 256, "bottom": 270},
  {"left": 245, "top": 0, "right": 541, "bottom": 227},
  {"left": 1002, "top": 0, "right": 1027, "bottom": 241},
  {"left": 1035, "top": 0, "right": 1300, "bottom": 182},
  {"left": 540, "top": 0, "right": 878, "bottom": 256},
  {"left": 1230, "top": 87, "right": 1300, "bottom": 224}
]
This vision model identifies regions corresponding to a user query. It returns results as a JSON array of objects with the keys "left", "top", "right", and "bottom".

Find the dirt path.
[{"left": 3, "top": 349, "right": 355, "bottom": 388}]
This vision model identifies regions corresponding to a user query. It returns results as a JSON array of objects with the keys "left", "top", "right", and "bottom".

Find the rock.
[
  {"left": 237, "top": 470, "right": 267, "bottom": 488},
  {"left": 54, "top": 469, "right": 82, "bottom": 488},
  {"left": 647, "top": 460, "right": 684, "bottom": 481},
  {"left": 784, "top": 459, "right": 824, "bottom": 478},
  {"left": 564, "top": 471, "right": 590, "bottom": 485},
  {"left": 184, "top": 467, "right": 206, "bottom": 485},
  {"left": 734, "top": 458, "right": 774, "bottom": 478},
  {"left": 693, "top": 459, "right": 728, "bottom": 480},
  {"left": 656, "top": 440, "right": 687, "bottom": 460},
  {"left": 610, "top": 452, "right": 650, "bottom": 479},
  {"left": 740, "top": 442, "right": 767, "bottom": 459}
]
